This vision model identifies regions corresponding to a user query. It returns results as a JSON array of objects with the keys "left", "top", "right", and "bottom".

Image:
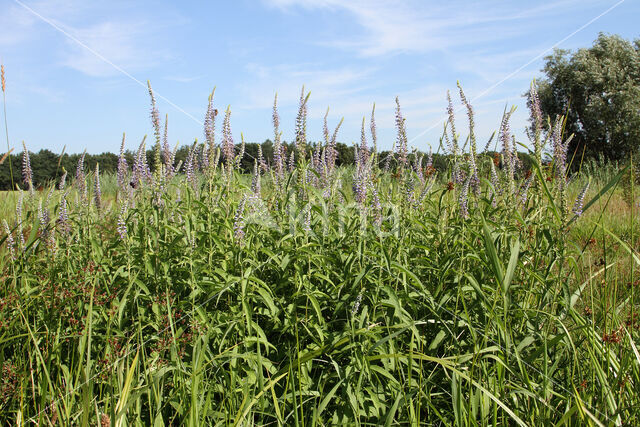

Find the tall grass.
[{"left": 0, "top": 84, "right": 638, "bottom": 426}]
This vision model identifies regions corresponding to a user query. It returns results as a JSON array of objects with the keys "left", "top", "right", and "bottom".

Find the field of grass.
[{"left": 1, "top": 90, "right": 639, "bottom": 426}]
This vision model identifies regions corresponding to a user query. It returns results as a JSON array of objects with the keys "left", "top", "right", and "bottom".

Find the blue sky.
[{"left": 1, "top": 0, "right": 638, "bottom": 155}]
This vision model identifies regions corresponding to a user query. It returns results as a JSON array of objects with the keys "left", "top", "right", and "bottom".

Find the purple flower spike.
[
  {"left": 446, "top": 90, "right": 458, "bottom": 156},
  {"left": 22, "top": 142, "right": 33, "bottom": 190},
  {"left": 573, "top": 181, "right": 590, "bottom": 217},
  {"left": 459, "top": 176, "right": 470, "bottom": 219},
  {"left": 117, "top": 134, "right": 129, "bottom": 193},
  {"left": 273, "top": 94, "right": 284, "bottom": 184},
  {"left": 233, "top": 196, "right": 247, "bottom": 245},
  {"left": 76, "top": 152, "right": 87, "bottom": 202},
  {"left": 3, "top": 219, "right": 15, "bottom": 261},
  {"left": 57, "top": 193, "right": 70, "bottom": 235},
  {"left": 222, "top": 106, "right": 235, "bottom": 172},
  {"left": 295, "top": 86, "right": 308, "bottom": 161},
  {"left": 59, "top": 169, "right": 67, "bottom": 191},
  {"left": 117, "top": 202, "right": 128, "bottom": 240},
  {"left": 94, "top": 163, "right": 102, "bottom": 211},
  {"left": 147, "top": 81, "right": 161, "bottom": 144},
  {"left": 394, "top": 97, "right": 408, "bottom": 169},
  {"left": 370, "top": 103, "right": 378, "bottom": 155},
  {"left": 185, "top": 143, "right": 197, "bottom": 188}
]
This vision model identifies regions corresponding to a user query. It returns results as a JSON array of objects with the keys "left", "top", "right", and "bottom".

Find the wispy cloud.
[
  {"left": 1, "top": 0, "right": 95, "bottom": 46},
  {"left": 264, "top": 0, "right": 607, "bottom": 57},
  {"left": 3, "top": 0, "right": 179, "bottom": 77},
  {"left": 164, "top": 75, "right": 202, "bottom": 83},
  {"left": 240, "top": 62, "right": 376, "bottom": 110},
  {"left": 0, "top": 4, "right": 37, "bottom": 46},
  {"left": 58, "top": 20, "right": 172, "bottom": 77}
]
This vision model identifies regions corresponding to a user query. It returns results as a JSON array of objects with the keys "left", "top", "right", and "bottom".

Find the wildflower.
[
  {"left": 116, "top": 202, "right": 128, "bottom": 240},
  {"left": 453, "top": 163, "right": 466, "bottom": 186},
  {"left": 573, "top": 181, "right": 590, "bottom": 217},
  {"left": 236, "top": 134, "right": 245, "bottom": 169},
  {"left": 200, "top": 142, "right": 209, "bottom": 171},
  {"left": 295, "top": 86, "right": 309, "bottom": 161},
  {"left": 94, "top": 163, "right": 101, "bottom": 211},
  {"left": 40, "top": 190, "right": 56, "bottom": 251},
  {"left": 76, "top": 151, "right": 88, "bottom": 202},
  {"left": 258, "top": 144, "right": 267, "bottom": 172},
  {"left": 147, "top": 81, "right": 161, "bottom": 144},
  {"left": 233, "top": 196, "right": 247, "bottom": 245},
  {"left": 360, "top": 117, "right": 369, "bottom": 165},
  {"left": 352, "top": 159, "right": 367, "bottom": 205},
  {"left": 117, "top": 134, "right": 128, "bottom": 193},
  {"left": 328, "top": 118, "right": 343, "bottom": 173},
  {"left": 552, "top": 118, "right": 568, "bottom": 181},
  {"left": 552, "top": 117, "right": 569, "bottom": 218},
  {"left": 417, "top": 177, "right": 435, "bottom": 205},
  {"left": 222, "top": 106, "right": 234, "bottom": 172},
  {"left": 204, "top": 89, "right": 216, "bottom": 165},
  {"left": 529, "top": 81, "right": 543, "bottom": 166},
  {"left": 185, "top": 143, "right": 197, "bottom": 188},
  {"left": 15, "top": 190, "right": 25, "bottom": 249},
  {"left": 273, "top": 136, "right": 283, "bottom": 181},
  {"left": 499, "top": 108, "right": 516, "bottom": 197},
  {"left": 414, "top": 152, "right": 424, "bottom": 185},
  {"left": 303, "top": 205, "right": 311, "bottom": 234},
  {"left": 458, "top": 83, "right": 479, "bottom": 193},
  {"left": 162, "top": 115, "right": 175, "bottom": 179},
  {"left": 38, "top": 195, "right": 54, "bottom": 252},
  {"left": 288, "top": 151, "right": 295, "bottom": 172},
  {"left": 351, "top": 292, "right": 363, "bottom": 316},
  {"left": 323, "top": 107, "right": 331, "bottom": 147},
  {"left": 132, "top": 139, "right": 148, "bottom": 188},
  {"left": 273, "top": 93, "right": 284, "bottom": 184},
  {"left": 148, "top": 82, "right": 164, "bottom": 182},
  {"left": 404, "top": 176, "right": 416, "bottom": 207},
  {"left": 251, "top": 160, "right": 261, "bottom": 196},
  {"left": 210, "top": 145, "right": 220, "bottom": 172},
  {"left": 489, "top": 161, "right": 500, "bottom": 207},
  {"left": 370, "top": 103, "right": 378, "bottom": 156},
  {"left": 394, "top": 97, "right": 408, "bottom": 169},
  {"left": 2, "top": 219, "right": 15, "bottom": 261},
  {"left": 57, "top": 192, "right": 70, "bottom": 234},
  {"left": 22, "top": 141, "right": 33, "bottom": 191},
  {"left": 371, "top": 186, "right": 382, "bottom": 226},
  {"left": 446, "top": 90, "right": 458, "bottom": 156},
  {"left": 518, "top": 174, "right": 533, "bottom": 206},
  {"left": 482, "top": 131, "right": 495, "bottom": 154},
  {"left": 459, "top": 176, "right": 470, "bottom": 219},
  {"left": 59, "top": 169, "right": 67, "bottom": 191}
]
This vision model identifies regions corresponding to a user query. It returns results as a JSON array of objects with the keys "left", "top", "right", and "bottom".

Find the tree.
[{"left": 532, "top": 33, "right": 640, "bottom": 163}]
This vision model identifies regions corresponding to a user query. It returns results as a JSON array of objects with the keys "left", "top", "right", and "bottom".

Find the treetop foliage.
[{"left": 531, "top": 33, "right": 640, "bottom": 163}]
